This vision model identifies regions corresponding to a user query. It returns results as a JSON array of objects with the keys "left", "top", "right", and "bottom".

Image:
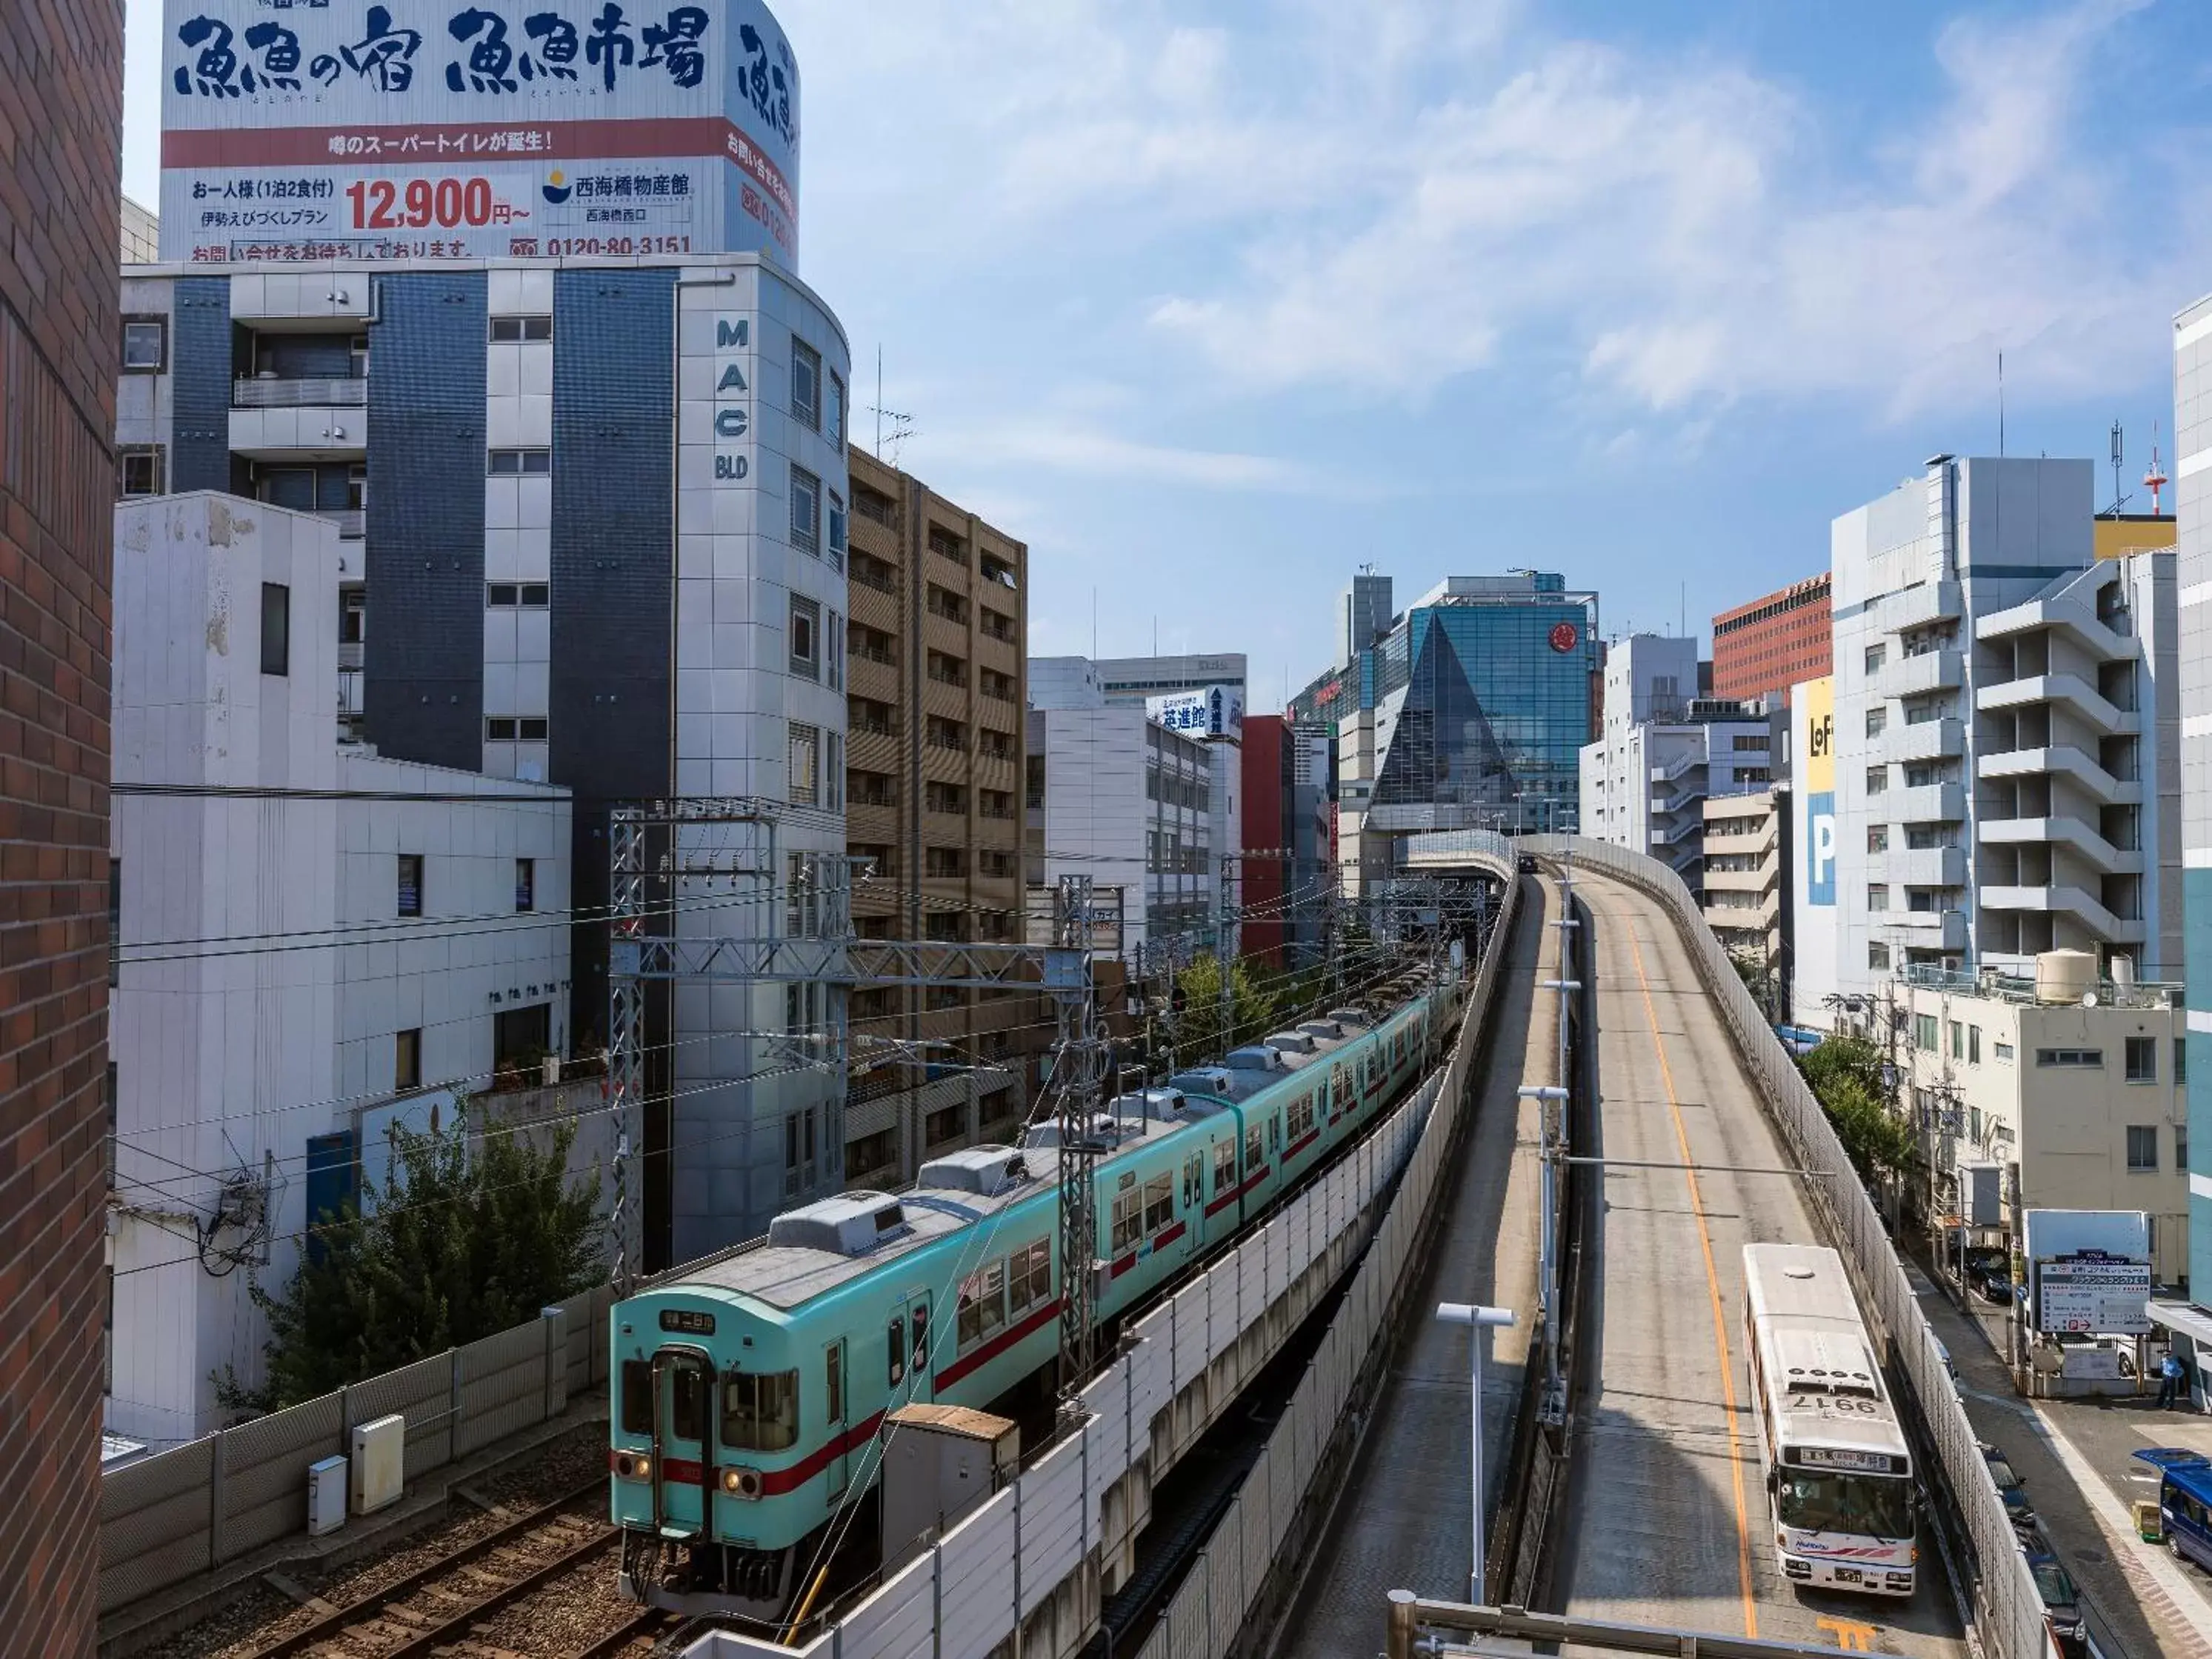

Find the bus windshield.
[{"left": 1776, "top": 1469, "right": 1913, "bottom": 1540}]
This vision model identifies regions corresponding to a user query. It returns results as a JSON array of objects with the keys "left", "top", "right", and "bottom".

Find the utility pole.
[{"left": 1049, "top": 875, "right": 1107, "bottom": 1408}]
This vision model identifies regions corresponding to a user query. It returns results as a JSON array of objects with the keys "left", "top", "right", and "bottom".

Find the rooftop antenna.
[
  {"left": 867, "top": 345, "right": 915, "bottom": 467},
  {"left": 2107, "top": 419, "right": 2131, "bottom": 517},
  {"left": 2145, "top": 421, "right": 2169, "bottom": 515},
  {"left": 1997, "top": 352, "right": 2005, "bottom": 458}
]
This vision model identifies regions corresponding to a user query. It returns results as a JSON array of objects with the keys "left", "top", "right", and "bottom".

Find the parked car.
[
  {"left": 1980, "top": 1442, "right": 2034, "bottom": 1526},
  {"left": 2025, "top": 1549, "right": 2085, "bottom": 1655},
  {"left": 1968, "top": 1259, "right": 2013, "bottom": 1306}
]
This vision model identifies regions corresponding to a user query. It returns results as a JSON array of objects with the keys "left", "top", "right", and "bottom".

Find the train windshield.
[
  {"left": 1776, "top": 1469, "right": 1913, "bottom": 1540},
  {"left": 722, "top": 1369, "right": 800, "bottom": 1452}
]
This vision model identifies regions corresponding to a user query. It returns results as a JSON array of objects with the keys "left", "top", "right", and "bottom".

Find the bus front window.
[{"left": 1776, "top": 1470, "right": 1913, "bottom": 1540}]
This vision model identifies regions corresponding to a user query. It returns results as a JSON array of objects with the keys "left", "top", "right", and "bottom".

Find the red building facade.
[
  {"left": 1239, "top": 715, "right": 1293, "bottom": 969},
  {"left": 1710, "top": 573, "right": 1831, "bottom": 707},
  {"left": 0, "top": 1, "right": 123, "bottom": 1647}
]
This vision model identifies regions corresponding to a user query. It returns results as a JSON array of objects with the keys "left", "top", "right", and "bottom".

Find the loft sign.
[{"left": 713, "top": 313, "right": 752, "bottom": 484}]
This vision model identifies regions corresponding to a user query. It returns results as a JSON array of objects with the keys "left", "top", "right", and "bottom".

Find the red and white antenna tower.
[{"left": 2145, "top": 423, "right": 2170, "bottom": 515}]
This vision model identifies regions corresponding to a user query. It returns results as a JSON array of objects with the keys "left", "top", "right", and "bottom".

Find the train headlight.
[
  {"left": 614, "top": 1452, "right": 652, "bottom": 1481},
  {"left": 722, "top": 1466, "right": 764, "bottom": 1499}
]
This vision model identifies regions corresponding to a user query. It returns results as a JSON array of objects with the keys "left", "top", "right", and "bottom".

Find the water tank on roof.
[{"left": 2035, "top": 949, "right": 2097, "bottom": 1005}]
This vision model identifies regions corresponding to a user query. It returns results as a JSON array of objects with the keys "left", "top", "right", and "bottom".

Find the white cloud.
[{"left": 933, "top": 421, "right": 1296, "bottom": 490}]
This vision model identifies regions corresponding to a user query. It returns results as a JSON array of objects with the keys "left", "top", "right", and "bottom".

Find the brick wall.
[{"left": 0, "top": 0, "right": 123, "bottom": 1652}]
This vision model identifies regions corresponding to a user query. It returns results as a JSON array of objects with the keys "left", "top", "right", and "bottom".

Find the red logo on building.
[{"left": 1548, "top": 621, "right": 1580, "bottom": 653}]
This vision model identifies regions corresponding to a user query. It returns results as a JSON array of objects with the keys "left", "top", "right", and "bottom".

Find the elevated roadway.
[
  {"left": 1273, "top": 875, "right": 1553, "bottom": 1658},
  {"left": 1556, "top": 869, "right": 1967, "bottom": 1657}
]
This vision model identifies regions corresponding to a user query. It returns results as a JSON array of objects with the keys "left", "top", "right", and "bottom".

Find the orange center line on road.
[{"left": 1624, "top": 911, "right": 1760, "bottom": 1641}]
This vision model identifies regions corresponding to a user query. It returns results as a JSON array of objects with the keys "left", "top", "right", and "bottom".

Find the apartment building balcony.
[
  {"left": 1979, "top": 883, "right": 2146, "bottom": 943},
  {"left": 1702, "top": 861, "right": 1776, "bottom": 895},
  {"left": 1976, "top": 744, "right": 2141, "bottom": 807},
  {"left": 1703, "top": 825, "right": 1776, "bottom": 860},
  {"left": 1875, "top": 645, "right": 1963, "bottom": 701},
  {"left": 230, "top": 375, "right": 367, "bottom": 458},
  {"left": 1889, "top": 782, "right": 1965, "bottom": 824},
  {"left": 1976, "top": 591, "right": 2133, "bottom": 658},
  {"left": 1975, "top": 673, "right": 2134, "bottom": 736},
  {"left": 1879, "top": 846, "right": 1966, "bottom": 888},
  {"left": 1882, "top": 908, "right": 1968, "bottom": 951},
  {"left": 227, "top": 272, "right": 375, "bottom": 324},
  {"left": 1977, "top": 814, "right": 2142, "bottom": 876},
  {"left": 1871, "top": 580, "right": 1962, "bottom": 635},
  {"left": 1705, "top": 890, "right": 1779, "bottom": 934},
  {"left": 1882, "top": 716, "right": 1964, "bottom": 765}
]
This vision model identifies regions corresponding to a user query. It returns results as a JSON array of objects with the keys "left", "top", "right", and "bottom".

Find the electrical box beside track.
[
  {"left": 879, "top": 1404, "right": 1022, "bottom": 1572},
  {"left": 350, "top": 1413, "right": 406, "bottom": 1515}
]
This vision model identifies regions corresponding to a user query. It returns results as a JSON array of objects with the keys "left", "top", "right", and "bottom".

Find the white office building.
[
  {"left": 1579, "top": 635, "right": 1770, "bottom": 892},
  {"left": 107, "top": 496, "right": 576, "bottom": 1446},
  {"left": 1805, "top": 454, "right": 2179, "bottom": 1018}
]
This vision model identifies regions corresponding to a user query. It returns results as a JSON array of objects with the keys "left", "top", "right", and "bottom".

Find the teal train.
[{"left": 610, "top": 975, "right": 1460, "bottom": 1620}]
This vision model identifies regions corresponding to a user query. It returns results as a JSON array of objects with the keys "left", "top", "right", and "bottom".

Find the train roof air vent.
[
  {"left": 768, "top": 1192, "right": 912, "bottom": 1256},
  {"left": 916, "top": 1145, "right": 1030, "bottom": 1197}
]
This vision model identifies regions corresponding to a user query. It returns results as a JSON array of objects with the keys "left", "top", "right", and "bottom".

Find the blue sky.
[{"left": 121, "top": 0, "right": 2212, "bottom": 710}]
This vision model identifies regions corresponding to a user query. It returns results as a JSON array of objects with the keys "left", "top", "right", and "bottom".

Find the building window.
[
  {"left": 1868, "top": 884, "right": 1888, "bottom": 912},
  {"left": 1865, "top": 707, "right": 1887, "bottom": 738},
  {"left": 827, "top": 490, "right": 848, "bottom": 564},
  {"left": 1913, "top": 1012, "right": 1936, "bottom": 1051},
  {"left": 1868, "top": 824, "right": 1888, "bottom": 853},
  {"left": 1950, "top": 1021, "right": 1963, "bottom": 1061},
  {"left": 1995, "top": 1041, "right": 2015, "bottom": 1062},
  {"left": 397, "top": 852, "right": 424, "bottom": 916},
  {"left": 487, "top": 583, "right": 550, "bottom": 607},
  {"left": 827, "top": 370, "right": 847, "bottom": 450},
  {"left": 825, "top": 611, "right": 843, "bottom": 692},
  {"left": 2127, "top": 1124, "right": 2159, "bottom": 1172},
  {"left": 2179, "top": 1036, "right": 2190, "bottom": 1086},
  {"left": 790, "top": 464, "right": 820, "bottom": 555},
  {"left": 2126, "top": 1035, "right": 2157, "bottom": 1083},
  {"left": 2034, "top": 1047, "right": 2102, "bottom": 1069},
  {"left": 515, "top": 858, "right": 535, "bottom": 913},
  {"left": 825, "top": 731, "right": 842, "bottom": 812},
  {"left": 2179, "top": 1122, "right": 2191, "bottom": 1170},
  {"left": 487, "top": 448, "right": 551, "bottom": 474},
  {"left": 792, "top": 338, "right": 822, "bottom": 429},
  {"left": 1865, "top": 766, "right": 1888, "bottom": 795},
  {"left": 790, "top": 595, "right": 819, "bottom": 679},
  {"left": 122, "top": 317, "right": 167, "bottom": 372},
  {"left": 485, "top": 716, "right": 549, "bottom": 741},
  {"left": 489, "top": 315, "right": 552, "bottom": 342},
  {"left": 1968, "top": 1025, "right": 1980, "bottom": 1064},
  {"left": 395, "top": 1027, "right": 422, "bottom": 1091},
  {"left": 789, "top": 721, "right": 819, "bottom": 806},
  {"left": 119, "top": 444, "right": 165, "bottom": 498},
  {"left": 1868, "top": 942, "right": 1890, "bottom": 971},
  {"left": 259, "top": 582, "right": 290, "bottom": 675}
]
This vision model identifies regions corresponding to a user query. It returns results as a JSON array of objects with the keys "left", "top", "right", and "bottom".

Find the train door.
[
  {"left": 823, "top": 1339, "right": 849, "bottom": 1502},
  {"left": 651, "top": 1346, "right": 714, "bottom": 1538},
  {"left": 898, "top": 1292, "right": 933, "bottom": 1406}
]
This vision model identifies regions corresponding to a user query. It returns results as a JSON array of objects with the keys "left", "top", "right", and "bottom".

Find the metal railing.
[
  {"left": 234, "top": 375, "right": 367, "bottom": 408},
  {"left": 1522, "top": 833, "right": 2055, "bottom": 1659}
]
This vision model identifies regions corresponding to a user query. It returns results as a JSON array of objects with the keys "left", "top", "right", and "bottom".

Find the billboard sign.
[
  {"left": 2035, "top": 1254, "right": 2153, "bottom": 1336},
  {"left": 1788, "top": 675, "right": 1839, "bottom": 1024},
  {"left": 158, "top": 0, "right": 800, "bottom": 264},
  {"left": 1149, "top": 687, "right": 1244, "bottom": 741}
]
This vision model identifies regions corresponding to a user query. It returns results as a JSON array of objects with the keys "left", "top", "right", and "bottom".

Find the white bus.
[{"left": 1743, "top": 1243, "right": 1917, "bottom": 1597}]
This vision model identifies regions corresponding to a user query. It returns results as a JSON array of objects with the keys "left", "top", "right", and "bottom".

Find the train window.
[
  {"left": 1008, "top": 1240, "right": 1051, "bottom": 1313},
  {"left": 887, "top": 1316, "right": 905, "bottom": 1386},
  {"left": 957, "top": 1264, "right": 1007, "bottom": 1350},
  {"left": 1110, "top": 1187, "right": 1142, "bottom": 1254},
  {"left": 1182, "top": 1152, "right": 1202, "bottom": 1209},
  {"left": 670, "top": 1365, "right": 705, "bottom": 1443},
  {"left": 1267, "top": 1117, "right": 1280, "bottom": 1155},
  {"left": 1245, "top": 1126, "right": 1262, "bottom": 1173},
  {"left": 911, "top": 1303, "right": 930, "bottom": 1372},
  {"left": 825, "top": 1342, "right": 844, "bottom": 1427},
  {"left": 1213, "top": 1138, "right": 1237, "bottom": 1195},
  {"left": 620, "top": 1359, "right": 653, "bottom": 1436},
  {"left": 1142, "top": 1174, "right": 1173, "bottom": 1234},
  {"left": 722, "top": 1369, "right": 800, "bottom": 1452}
]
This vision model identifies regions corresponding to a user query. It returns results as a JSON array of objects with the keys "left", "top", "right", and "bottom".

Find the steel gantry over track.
[{"left": 607, "top": 798, "right": 1111, "bottom": 1395}]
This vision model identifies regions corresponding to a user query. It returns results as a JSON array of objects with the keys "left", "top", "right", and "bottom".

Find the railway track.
[{"left": 233, "top": 1477, "right": 653, "bottom": 1659}]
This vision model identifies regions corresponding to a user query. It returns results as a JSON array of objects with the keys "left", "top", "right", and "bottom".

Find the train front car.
[{"left": 611, "top": 1189, "right": 945, "bottom": 1623}]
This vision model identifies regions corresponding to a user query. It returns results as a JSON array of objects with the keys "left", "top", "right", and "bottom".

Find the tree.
[
  {"left": 218, "top": 1117, "right": 602, "bottom": 1414},
  {"left": 1167, "top": 955, "right": 1283, "bottom": 1070},
  {"left": 1796, "top": 1035, "right": 1914, "bottom": 1184}
]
